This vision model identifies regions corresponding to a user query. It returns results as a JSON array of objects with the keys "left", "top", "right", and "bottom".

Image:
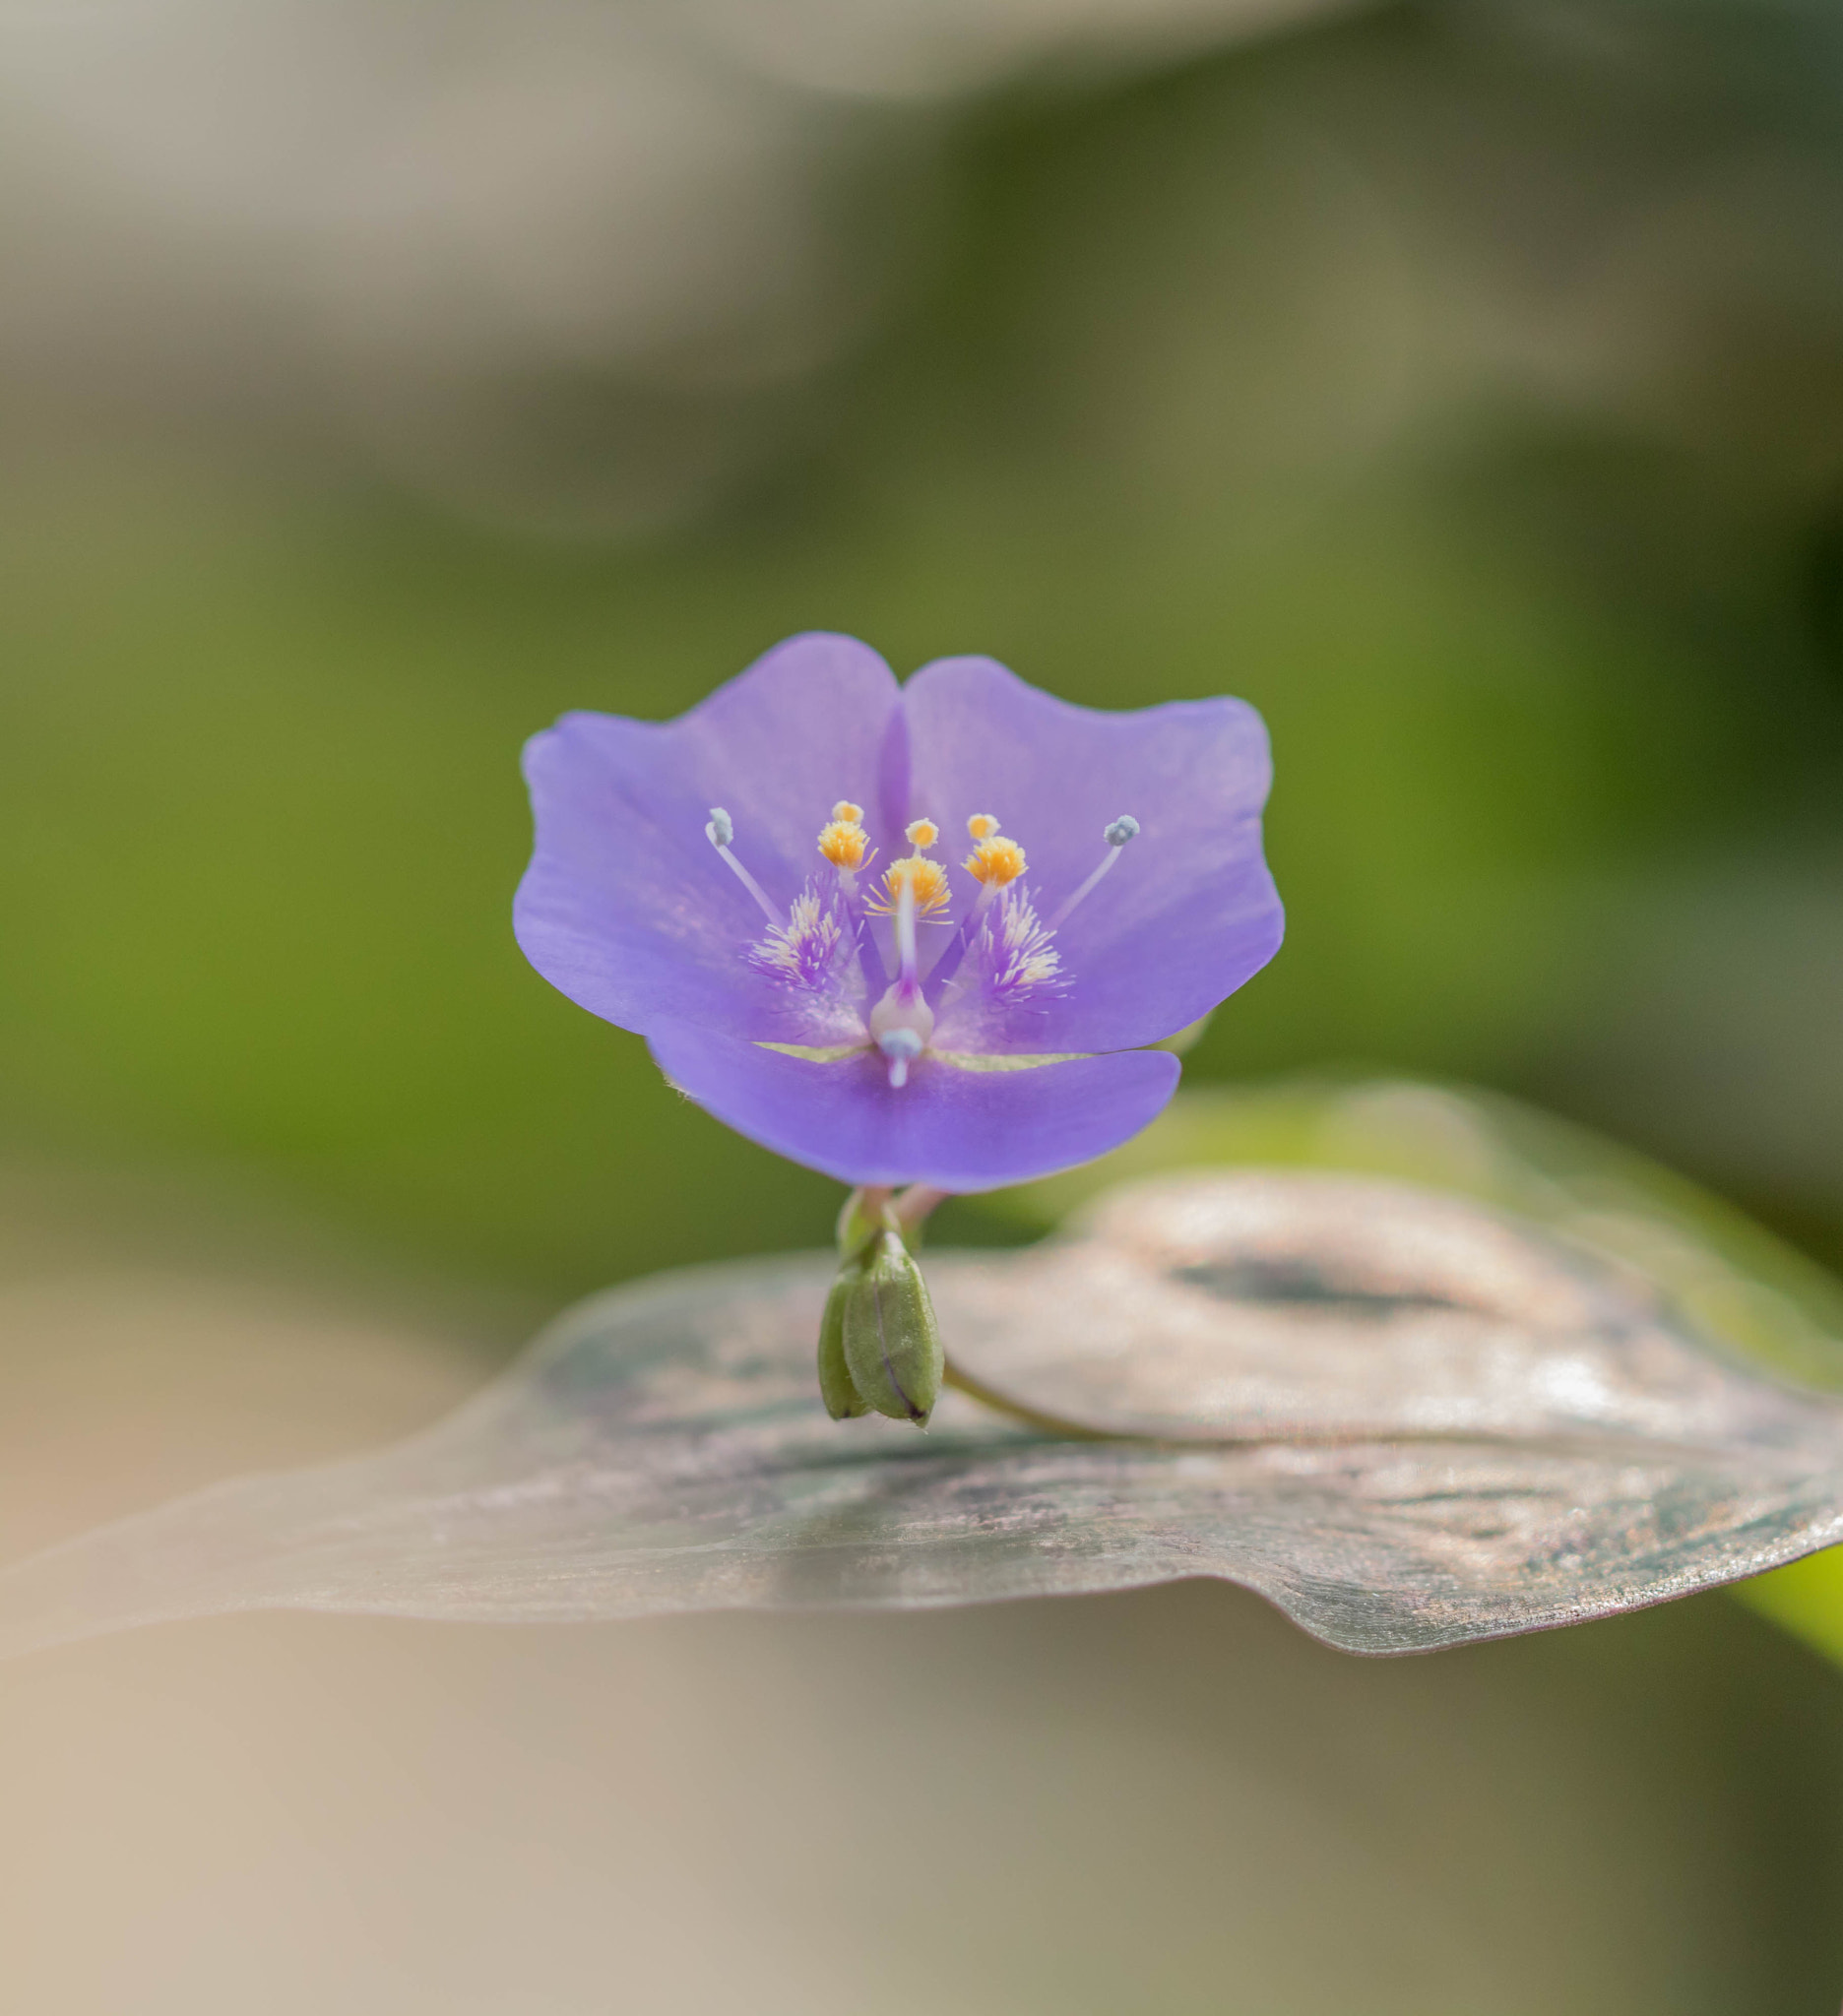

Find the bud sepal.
[
  {"left": 815, "top": 1221, "right": 944, "bottom": 1427},
  {"left": 816, "top": 1269, "right": 870, "bottom": 1419}
]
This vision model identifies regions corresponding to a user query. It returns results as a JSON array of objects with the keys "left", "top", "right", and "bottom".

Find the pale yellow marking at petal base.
[
  {"left": 753, "top": 1042, "right": 1090, "bottom": 1071},
  {"left": 757, "top": 1040, "right": 868, "bottom": 1063},
  {"left": 931, "top": 1049, "right": 1089, "bottom": 1071}
]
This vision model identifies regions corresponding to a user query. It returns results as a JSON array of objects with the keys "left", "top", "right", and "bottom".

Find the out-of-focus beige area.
[
  {"left": 4, "top": 1189, "right": 1843, "bottom": 2013},
  {"left": 4, "top": 1274, "right": 1841, "bottom": 2016},
  {"left": 7, "top": 0, "right": 1843, "bottom": 2001}
]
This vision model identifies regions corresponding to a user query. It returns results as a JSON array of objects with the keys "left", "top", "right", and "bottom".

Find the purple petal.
[
  {"left": 514, "top": 634, "right": 900, "bottom": 1044},
  {"left": 647, "top": 1024, "right": 1181, "bottom": 1190},
  {"left": 901, "top": 657, "right": 1283, "bottom": 1054}
]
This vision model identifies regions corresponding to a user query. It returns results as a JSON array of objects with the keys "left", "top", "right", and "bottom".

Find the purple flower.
[{"left": 514, "top": 634, "right": 1283, "bottom": 1192}]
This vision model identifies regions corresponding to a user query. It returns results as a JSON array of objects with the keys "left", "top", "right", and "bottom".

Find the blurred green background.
[
  {"left": 7, "top": 0, "right": 1843, "bottom": 1308},
  {"left": 6, "top": 0, "right": 1843, "bottom": 2006}
]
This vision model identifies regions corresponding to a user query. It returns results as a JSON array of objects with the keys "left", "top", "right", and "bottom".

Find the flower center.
[{"left": 705, "top": 801, "right": 1140, "bottom": 1087}]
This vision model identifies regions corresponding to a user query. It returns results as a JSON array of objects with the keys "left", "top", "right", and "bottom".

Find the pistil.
[
  {"left": 866, "top": 873, "right": 936, "bottom": 1070},
  {"left": 865, "top": 831, "right": 946, "bottom": 1085},
  {"left": 1048, "top": 815, "right": 1139, "bottom": 929},
  {"left": 705, "top": 807, "right": 781, "bottom": 925},
  {"left": 876, "top": 1028, "right": 924, "bottom": 1088}
]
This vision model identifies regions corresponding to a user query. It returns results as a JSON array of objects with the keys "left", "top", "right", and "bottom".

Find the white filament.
[{"left": 1048, "top": 814, "right": 1139, "bottom": 930}]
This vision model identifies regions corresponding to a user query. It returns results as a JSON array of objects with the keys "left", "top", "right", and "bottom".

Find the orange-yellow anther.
[
  {"left": 870, "top": 854, "right": 952, "bottom": 915},
  {"left": 967, "top": 813, "right": 1000, "bottom": 842},
  {"left": 831, "top": 800, "right": 864, "bottom": 824},
  {"left": 964, "top": 835, "right": 1027, "bottom": 887},
  {"left": 817, "top": 818, "right": 868, "bottom": 870},
  {"left": 905, "top": 818, "right": 940, "bottom": 850}
]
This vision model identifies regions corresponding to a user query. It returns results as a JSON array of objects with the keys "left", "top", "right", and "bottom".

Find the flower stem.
[
  {"left": 941, "top": 1357, "right": 1631, "bottom": 1455},
  {"left": 940, "top": 1355, "right": 1130, "bottom": 1442},
  {"left": 891, "top": 1183, "right": 949, "bottom": 1238},
  {"left": 836, "top": 1185, "right": 895, "bottom": 1262}
]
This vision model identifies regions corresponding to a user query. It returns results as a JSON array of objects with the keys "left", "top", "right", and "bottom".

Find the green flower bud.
[
  {"left": 840, "top": 1229, "right": 944, "bottom": 1427},
  {"left": 816, "top": 1266, "right": 869, "bottom": 1419}
]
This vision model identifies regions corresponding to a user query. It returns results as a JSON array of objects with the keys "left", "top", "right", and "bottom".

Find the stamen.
[
  {"left": 984, "top": 887, "right": 1062, "bottom": 997},
  {"left": 876, "top": 1028, "right": 924, "bottom": 1089},
  {"left": 1048, "top": 813, "right": 1140, "bottom": 929},
  {"left": 814, "top": 798, "right": 887, "bottom": 991},
  {"left": 705, "top": 807, "right": 781, "bottom": 925},
  {"left": 839, "top": 872, "right": 887, "bottom": 992},
  {"left": 750, "top": 884, "right": 846, "bottom": 989},
  {"left": 865, "top": 853, "right": 951, "bottom": 917},
  {"left": 925, "top": 818, "right": 1021, "bottom": 1004},
  {"left": 818, "top": 818, "right": 870, "bottom": 870},
  {"left": 964, "top": 835, "right": 1026, "bottom": 888},
  {"left": 865, "top": 816, "right": 946, "bottom": 919}
]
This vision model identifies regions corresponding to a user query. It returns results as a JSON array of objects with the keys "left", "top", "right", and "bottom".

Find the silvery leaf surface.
[
  {"left": 5, "top": 1118, "right": 1843, "bottom": 1659},
  {"left": 1007, "top": 1076, "right": 1843, "bottom": 1398}
]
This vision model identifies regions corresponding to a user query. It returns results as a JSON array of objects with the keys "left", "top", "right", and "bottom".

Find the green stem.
[
  {"left": 940, "top": 1355, "right": 1130, "bottom": 1442},
  {"left": 891, "top": 1183, "right": 950, "bottom": 1238},
  {"left": 941, "top": 1355, "right": 1663, "bottom": 1459}
]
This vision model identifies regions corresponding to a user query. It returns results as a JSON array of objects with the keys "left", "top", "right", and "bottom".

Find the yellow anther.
[
  {"left": 964, "top": 835, "right": 1027, "bottom": 887},
  {"left": 831, "top": 800, "right": 864, "bottom": 824},
  {"left": 869, "top": 853, "right": 951, "bottom": 915},
  {"left": 817, "top": 818, "right": 868, "bottom": 870},
  {"left": 905, "top": 818, "right": 939, "bottom": 850},
  {"left": 967, "top": 812, "right": 1000, "bottom": 842}
]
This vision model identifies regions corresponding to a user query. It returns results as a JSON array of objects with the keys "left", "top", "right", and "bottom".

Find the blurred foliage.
[{"left": 3, "top": 0, "right": 1843, "bottom": 1313}]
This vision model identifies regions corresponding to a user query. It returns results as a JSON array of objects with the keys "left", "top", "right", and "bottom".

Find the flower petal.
[
  {"left": 900, "top": 656, "right": 1283, "bottom": 1053},
  {"left": 5, "top": 1146, "right": 1843, "bottom": 1666},
  {"left": 515, "top": 633, "right": 901, "bottom": 1043},
  {"left": 646, "top": 1022, "right": 1180, "bottom": 1190}
]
